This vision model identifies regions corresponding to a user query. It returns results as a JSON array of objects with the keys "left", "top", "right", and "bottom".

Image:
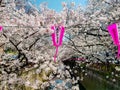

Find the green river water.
[{"left": 81, "top": 71, "right": 120, "bottom": 90}]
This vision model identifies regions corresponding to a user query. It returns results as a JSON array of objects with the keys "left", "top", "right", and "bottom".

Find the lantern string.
[{"left": 54, "top": 46, "right": 58, "bottom": 62}]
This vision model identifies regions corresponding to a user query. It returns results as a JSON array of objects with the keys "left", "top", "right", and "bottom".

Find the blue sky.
[{"left": 29, "top": 0, "right": 88, "bottom": 12}]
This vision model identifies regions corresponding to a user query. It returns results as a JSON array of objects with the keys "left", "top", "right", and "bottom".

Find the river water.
[{"left": 81, "top": 71, "right": 120, "bottom": 90}]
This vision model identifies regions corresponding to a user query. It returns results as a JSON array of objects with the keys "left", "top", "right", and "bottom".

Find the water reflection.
[{"left": 81, "top": 71, "right": 120, "bottom": 90}]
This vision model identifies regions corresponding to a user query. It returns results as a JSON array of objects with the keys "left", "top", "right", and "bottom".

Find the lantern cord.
[{"left": 54, "top": 46, "right": 58, "bottom": 62}]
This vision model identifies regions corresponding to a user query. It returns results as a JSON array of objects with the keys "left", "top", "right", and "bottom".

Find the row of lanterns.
[{"left": 0, "top": 21, "right": 120, "bottom": 62}]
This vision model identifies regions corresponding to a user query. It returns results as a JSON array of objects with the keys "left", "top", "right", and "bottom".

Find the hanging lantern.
[
  {"left": 107, "top": 22, "right": 120, "bottom": 58},
  {"left": 51, "top": 25, "right": 65, "bottom": 62},
  {"left": 0, "top": 26, "right": 3, "bottom": 31}
]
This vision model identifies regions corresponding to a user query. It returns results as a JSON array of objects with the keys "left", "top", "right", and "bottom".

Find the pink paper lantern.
[
  {"left": 107, "top": 23, "right": 120, "bottom": 58},
  {"left": 0, "top": 26, "right": 3, "bottom": 31},
  {"left": 51, "top": 25, "right": 65, "bottom": 62}
]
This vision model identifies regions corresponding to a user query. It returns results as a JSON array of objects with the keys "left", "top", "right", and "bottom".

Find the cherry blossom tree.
[{"left": 0, "top": 0, "right": 120, "bottom": 89}]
